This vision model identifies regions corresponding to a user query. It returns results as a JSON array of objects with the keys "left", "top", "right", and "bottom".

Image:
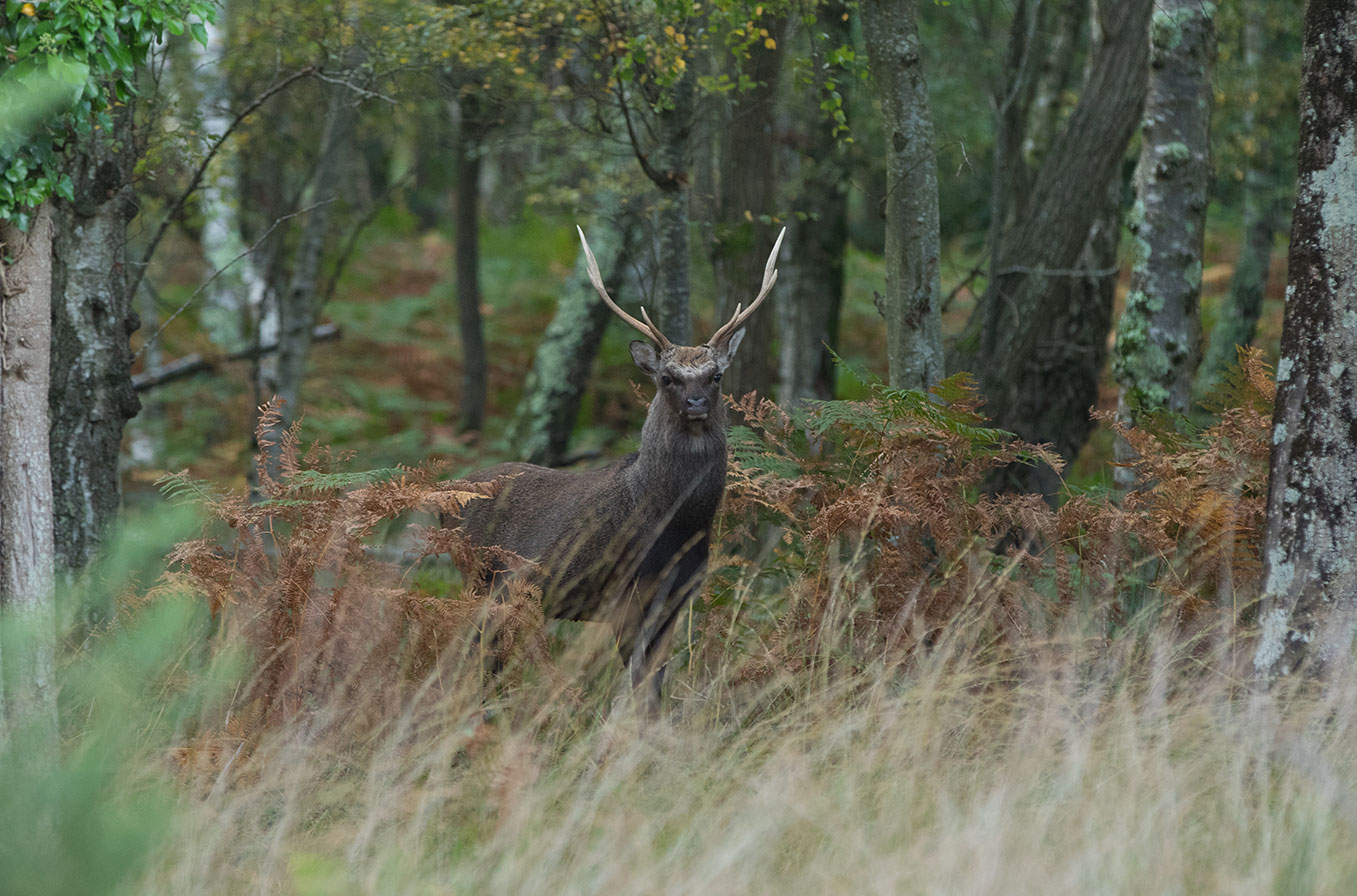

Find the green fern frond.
[
  {"left": 156, "top": 471, "right": 230, "bottom": 506},
  {"left": 284, "top": 467, "right": 405, "bottom": 492}
]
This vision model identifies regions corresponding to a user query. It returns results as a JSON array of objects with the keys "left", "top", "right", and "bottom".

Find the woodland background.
[{"left": 5, "top": 1, "right": 1357, "bottom": 893}]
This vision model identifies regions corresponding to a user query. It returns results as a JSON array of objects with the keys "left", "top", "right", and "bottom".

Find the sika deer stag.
[{"left": 451, "top": 224, "right": 785, "bottom": 713}]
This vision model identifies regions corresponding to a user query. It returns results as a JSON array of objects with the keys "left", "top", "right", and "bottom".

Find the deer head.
[{"left": 576, "top": 224, "right": 785, "bottom": 428}]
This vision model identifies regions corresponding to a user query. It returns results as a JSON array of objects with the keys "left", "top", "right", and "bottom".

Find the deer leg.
[{"left": 622, "top": 539, "right": 708, "bottom": 717}]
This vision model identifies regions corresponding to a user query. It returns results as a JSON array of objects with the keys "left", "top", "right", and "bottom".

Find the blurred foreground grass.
[{"left": 5, "top": 545, "right": 1353, "bottom": 896}]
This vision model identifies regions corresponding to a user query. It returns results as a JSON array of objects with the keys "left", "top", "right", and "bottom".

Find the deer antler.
[
  {"left": 706, "top": 225, "right": 786, "bottom": 350},
  {"left": 577, "top": 225, "right": 673, "bottom": 351}
]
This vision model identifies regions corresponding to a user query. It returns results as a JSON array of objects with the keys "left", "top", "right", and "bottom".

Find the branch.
[
  {"left": 133, "top": 323, "right": 341, "bottom": 392},
  {"left": 132, "top": 198, "right": 337, "bottom": 364},
  {"left": 129, "top": 65, "right": 316, "bottom": 301},
  {"left": 616, "top": 84, "right": 678, "bottom": 192}
]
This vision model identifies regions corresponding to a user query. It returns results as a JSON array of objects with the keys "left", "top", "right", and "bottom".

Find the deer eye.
[
  {"left": 661, "top": 375, "right": 673, "bottom": 386},
  {"left": 713, "top": 372, "right": 723, "bottom": 383}
]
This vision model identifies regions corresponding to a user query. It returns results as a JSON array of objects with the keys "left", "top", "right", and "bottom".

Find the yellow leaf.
[
  {"left": 764, "top": 37, "right": 776, "bottom": 50},
  {"left": 21, "top": 2, "right": 36, "bottom": 15}
]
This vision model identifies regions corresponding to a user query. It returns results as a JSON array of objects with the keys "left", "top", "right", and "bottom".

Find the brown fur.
[{"left": 450, "top": 337, "right": 745, "bottom": 714}]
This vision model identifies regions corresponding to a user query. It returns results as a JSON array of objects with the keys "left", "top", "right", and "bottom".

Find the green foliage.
[
  {"left": 0, "top": 0, "right": 214, "bottom": 227},
  {"left": 0, "top": 508, "right": 243, "bottom": 896}
]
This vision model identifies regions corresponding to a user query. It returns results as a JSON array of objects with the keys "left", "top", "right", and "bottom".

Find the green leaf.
[{"left": 190, "top": 21, "right": 208, "bottom": 47}]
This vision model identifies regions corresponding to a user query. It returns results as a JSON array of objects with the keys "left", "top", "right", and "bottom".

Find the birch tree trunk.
[
  {"left": 1112, "top": 0, "right": 1216, "bottom": 447},
  {"left": 1254, "top": 0, "right": 1357, "bottom": 683},
  {"left": 862, "top": 0, "right": 945, "bottom": 392},
  {"left": 49, "top": 108, "right": 142, "bottom": 577},
  {"left": 0, "top": 202, "right": 59, "bottom": 754},
  {"left": 193, "top": 10, "right": 268, "bottom": 353}
]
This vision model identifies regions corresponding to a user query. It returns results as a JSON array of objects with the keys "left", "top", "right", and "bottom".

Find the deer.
[{"left": 449, "top": 224, "right": 785, "bottom": 715}]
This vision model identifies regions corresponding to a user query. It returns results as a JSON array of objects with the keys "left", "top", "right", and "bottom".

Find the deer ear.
[
  {"left": 629, "top": 340, "right": 660, "bottom": 375},
  {"left": 713, "top": 328, "right": 746, "bottom": 372}
]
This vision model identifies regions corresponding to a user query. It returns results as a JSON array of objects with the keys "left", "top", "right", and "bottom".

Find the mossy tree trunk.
[
  {"left": 652, "top": 73, "right": 694, "bottom": 347},
  {"left": 1112, "top": 0, "right": 1216, "bottom": 479},
  {"left": 508, "top": 206, "right": 643, "bottom": 466},
  {"left": 1254, "top": 0, "right": 1357, "bottom": 683},
  {"left": 861, "top": 0, "right": 945, "bottom": 392},
  {"left": 1113, "top": 0, "right": 1217, "bottom": 416}
]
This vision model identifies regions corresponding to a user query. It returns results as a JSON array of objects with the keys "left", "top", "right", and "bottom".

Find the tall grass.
[{"left": 133, "top": 600, "right": 1357, "bottom": 896}]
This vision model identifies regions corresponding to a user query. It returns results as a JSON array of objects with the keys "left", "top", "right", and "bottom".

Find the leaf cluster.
[{"left": 1, "top": 0, "right": 213, "bottom": 227}]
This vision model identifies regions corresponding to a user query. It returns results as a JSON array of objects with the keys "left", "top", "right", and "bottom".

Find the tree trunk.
[
  {"left": 779, "top": 0, "right": 851, "bottom": 404},
  {"left": 508, "top": 206, "right": 642, "bottom": 466},
  {"left": 0, "top": 202, "right": 59, "bottom": 754},
  {"left": 1254, "top": 0, "right": 1357, "bottom": 683},
  {"left": 959, "top": 0, "right": 1152, "bottom": 497},
  {"left": 862, "top": 0, "right": 945, "bottom": 392},
  {"left": 1112, "top": 0, "right": 1216, "bottom": 449},
  {"left": 713, "top": 21, "right": 784, "bottom": 399},
  {"left": 49, "top": 110, "right": 143, "bottom": 579},
  {"left": 1023, "top": 0, "right": 1086, "bottom": 163},
  {"left": 652, "top": 73, "right": 694, "bottom": 346},
  {"left": 257, "top": 73, "right": 359, "bottom": 479},
  {"left": 192, "top": 10, "right": 268, "bottom": 354},
  {"left": 453, "top": 94, "right": 487, "bottom": 433},
  {"left": 1196, "top": 3, "right": 1279, "bottom": 397}
]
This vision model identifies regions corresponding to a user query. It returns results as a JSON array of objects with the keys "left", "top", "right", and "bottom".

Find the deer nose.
[{"left": 684, "top": 396, "right": 710, "bottom": 417}]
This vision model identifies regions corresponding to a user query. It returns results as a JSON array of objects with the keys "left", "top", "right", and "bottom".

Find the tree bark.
[
  {"left": 508, "top": 206, "right": 642, "bottom": 466},
  {"left": 959, "top": 0, "right": 1152, "bottom": 497},
  {"left": 1254, "top": 0, "right": 1357, "bottom": 683},
  {"left": 780, "top": 2, "right": 852, "bottom": 404},
  {"left": 49, "top": 109, "right": 142, "bottom": 577},
  {"left": 453, "top": 94, "right": 487, "bottom": 433},
  {"left": 652, "top": 73, "right": 694, "bottom": 346},
  {"left": 256, "top": 71, "right": 360, "bottom": 479},
  {"left": 0, "top": 202, "right": 59, "bottom": 753},
  {"left": 713, "top": 20, "right": 784, "bottom": 399},
  {"left": 862, "top": 0, "right": 945, "bottom": 392},
  {"left": 1113, "top": 0, "right": 1216, "bottom": 443}
]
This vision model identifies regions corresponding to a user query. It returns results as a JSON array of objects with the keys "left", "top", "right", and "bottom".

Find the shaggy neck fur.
[{"left": 629, "top": 393, "right": 728, "bottom": 525}]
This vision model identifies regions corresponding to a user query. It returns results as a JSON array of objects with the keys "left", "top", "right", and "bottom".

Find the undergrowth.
[{"left": 7, "top": 348, "right": 1331, "bottom": 895}]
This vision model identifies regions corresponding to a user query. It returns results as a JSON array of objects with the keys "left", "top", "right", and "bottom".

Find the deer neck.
[{"left": 629, "top": 398, "right": 729, "bottom": 516}]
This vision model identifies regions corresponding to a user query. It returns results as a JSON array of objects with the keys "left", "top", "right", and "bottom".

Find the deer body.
[{"left": 454, "top": 227, "right": 783, "bottom": 712}]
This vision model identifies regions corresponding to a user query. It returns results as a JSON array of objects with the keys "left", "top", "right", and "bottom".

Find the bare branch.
[
  {"left": 129, "top": 66, "right": 316, "bottom": 301},
  {"left": 133, "top": 199, "right": 336, "bottom": 364}
]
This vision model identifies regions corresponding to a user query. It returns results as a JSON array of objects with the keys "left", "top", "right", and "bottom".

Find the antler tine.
[
  {"left": 577, "top": 225, "right": 673, "bottom": 350},
  {"left": 708, "top": 225, "right": 786, "bottom": 348}
]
